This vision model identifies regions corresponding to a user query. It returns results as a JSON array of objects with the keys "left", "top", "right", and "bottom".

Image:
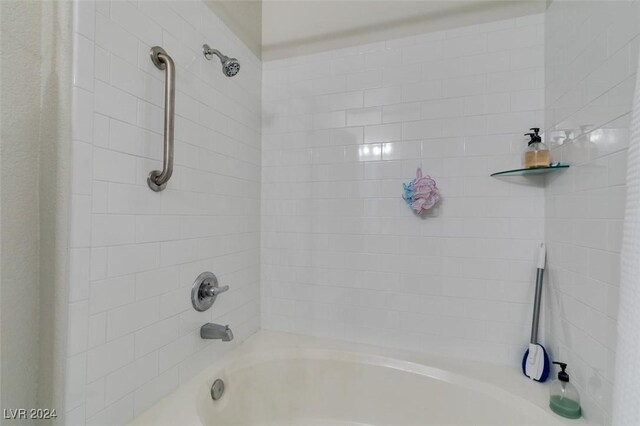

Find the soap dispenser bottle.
[
  {"left": 523, "top": 128, "right": 550, "bottom": 168},
  {"left": 549, "top": 361, "right": 582, "bottom": 419}
]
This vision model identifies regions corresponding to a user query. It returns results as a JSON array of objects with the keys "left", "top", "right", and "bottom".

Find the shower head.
[
  {"left": 222, "top": 57, "right": 240, "bottom": 77},
  {"left": 203, "top": 44, "right": 240, "bottom": 77}
]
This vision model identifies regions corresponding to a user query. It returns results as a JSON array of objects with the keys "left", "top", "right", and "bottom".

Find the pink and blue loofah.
[{"left": 402, "top": 168, "right": 440, "bottom": 215}]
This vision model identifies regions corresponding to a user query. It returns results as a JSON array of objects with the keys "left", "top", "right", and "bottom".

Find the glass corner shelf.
[{"left": 490, "top": 163, "right": 570, "bottom": 177}]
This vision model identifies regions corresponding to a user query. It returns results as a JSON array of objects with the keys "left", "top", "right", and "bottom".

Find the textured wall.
[
  {"left": 544, "top": 1, "right": 639, "bottom": 424},
  {"left": 0, "top": 0, "right": 44, "bottom": 414},
  {"left": 66, "top": 1, "right": 261, "bottom": 424},
  {"left": 1, "top": 1, "right": 72, "bottom": 421},
  {"left": 262, "top": 14, "right": 546, "bottom": 364}
]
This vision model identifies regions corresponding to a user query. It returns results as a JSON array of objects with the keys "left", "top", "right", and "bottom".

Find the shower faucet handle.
[
  {"left": 201, "top": 284, "right": 229, "bottom": 298},
  {"left": 191, "top": 272, "right": 229, "bottom": 312}
]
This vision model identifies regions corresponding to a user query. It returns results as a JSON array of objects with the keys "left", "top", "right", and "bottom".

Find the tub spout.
[{"left": 200, "top": 323, "right": 233, "bottom": 341}]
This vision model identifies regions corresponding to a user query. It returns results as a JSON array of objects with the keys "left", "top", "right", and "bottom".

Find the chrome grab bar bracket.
[
  {"left": 150, "top": 46, "right": 167, "bottom": 70},
  {"left": 148, "top": 46, "right": 175, "bottom": 192}
]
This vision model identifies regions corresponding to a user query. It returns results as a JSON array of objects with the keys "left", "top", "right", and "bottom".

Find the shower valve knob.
[
  {"left": 191, "top": 272, "right": 228, "bottom": 312},
  {"left": 201, "top": 284, "right": 229, "bottom": 298}
]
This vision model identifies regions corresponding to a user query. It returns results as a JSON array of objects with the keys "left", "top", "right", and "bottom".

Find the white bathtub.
[{"left": 130, "top": 331, "right": 583, "bottom": 426}]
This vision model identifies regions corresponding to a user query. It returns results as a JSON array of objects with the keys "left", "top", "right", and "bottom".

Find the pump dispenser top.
[
  {"left": 554, "top": 362, "right": 569, "bottom": 381},
  {"left": 523, "top": 127, "right": 550, "bottom": 168},
  {"left": 549, "top": 361, "right": 581, "bottom": 419},
  {"left": 526, "top": 128, "right": 542, "bottom": 145}
]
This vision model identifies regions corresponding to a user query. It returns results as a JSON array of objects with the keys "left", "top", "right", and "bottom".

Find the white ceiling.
[
  {"left": 204, "top": 1, "right": 262, "bottom": 57},
  {"left": 206, "top": 1, "right": 548, "bottom": 60}
]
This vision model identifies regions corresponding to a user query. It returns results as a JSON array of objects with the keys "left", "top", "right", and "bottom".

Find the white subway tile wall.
[
  {"left": 262, "top": 15, "right": 546, "bottom": 363},
  {"left": 544, "top": 2, "right": 639, "bottom": 425},
  {"left": 69, "top": 1, "right": 261, "bottom": 424},
  {"left": 67, "top": 2, "right": 639, "bottom": 424}
]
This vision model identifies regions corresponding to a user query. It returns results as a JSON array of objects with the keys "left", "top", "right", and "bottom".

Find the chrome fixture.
[
  {"left": 148, "top": 46, "right": 175, "bottom": 192},
  {"left": 211, "top": 379, "right": 225, "bottom": 400},
  {"left": 201, "top": 323, "right": 234, "bottom": 341},
  {"left": 191, "top": 271, "right": 229, "bottom": 312},
  {"left": 202, "top": 44, "right": 240, "bottom": 77}
]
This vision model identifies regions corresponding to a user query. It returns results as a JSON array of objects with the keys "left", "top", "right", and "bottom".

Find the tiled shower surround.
[
  {"left": 65, "top": 1, "right": 639, "bottom": 425},
  {"left": 262, "top": 15, "right": 546, "bottom": 363},
  {"left": 67, "top": 1, "right": 261, "bottom": 424}
]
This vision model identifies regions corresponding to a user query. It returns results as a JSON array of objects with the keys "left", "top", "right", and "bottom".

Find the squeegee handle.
[
  {"left": 530, "top": 243, "right": 546, "bottom": 344},
  {"left": 530, "top": 269, "right": 544, "bottom": 343}
]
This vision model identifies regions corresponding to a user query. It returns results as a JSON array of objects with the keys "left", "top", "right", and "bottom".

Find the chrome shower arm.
[
  {"left": 203, "top": 44, "right": 224, "bottom": 61},
  {"left": 148, "top": 46, "right": 175, "bottom": 192}
]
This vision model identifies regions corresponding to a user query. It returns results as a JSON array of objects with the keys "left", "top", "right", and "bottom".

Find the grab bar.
[{"left": 147, "top": 46, "right": 175, "bottom": 192}]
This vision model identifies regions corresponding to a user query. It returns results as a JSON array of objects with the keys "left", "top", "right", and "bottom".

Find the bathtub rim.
[{"left": 129, "top": 330, "right": 586, "bottom": 426}]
